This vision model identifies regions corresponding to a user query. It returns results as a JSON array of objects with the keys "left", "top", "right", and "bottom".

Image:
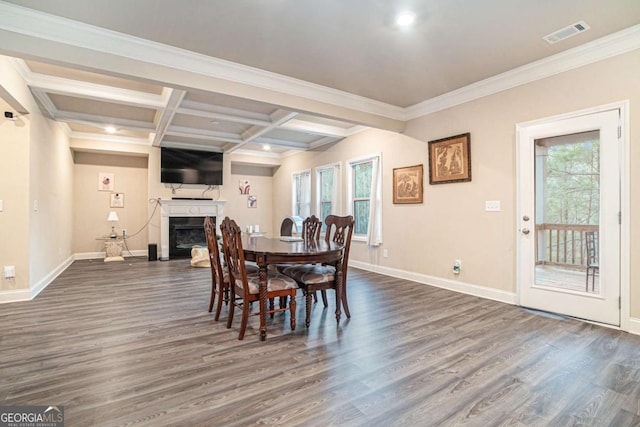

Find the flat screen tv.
[{"left": 161, "top": 147, "right": 224, "bottom": 185}]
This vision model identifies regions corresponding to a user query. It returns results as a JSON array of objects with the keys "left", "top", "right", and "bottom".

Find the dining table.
[{"left": 241, "top": 235, "right": 345, "bottom": 341}]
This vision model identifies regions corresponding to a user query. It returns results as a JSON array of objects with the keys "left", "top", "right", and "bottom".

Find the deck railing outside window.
[{"left": 535, "top": 223, "right": 598, "bottom": 269}]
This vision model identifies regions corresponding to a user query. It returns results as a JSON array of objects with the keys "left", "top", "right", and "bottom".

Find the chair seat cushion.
[
  {"left": 282, "top": 264, "right": 335, "bottom": 284},
  {"left": 236, "top": 271, "right": 298, "bottom": 294},
  {"left": 222, "top": 263, "right": 259, "bottom": 284}
]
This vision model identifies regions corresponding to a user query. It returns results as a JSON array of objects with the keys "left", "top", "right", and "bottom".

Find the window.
[
  {"left": 348, "top": 154, "right": 382, "bottom": 245},
  {"left": 292, "top": 170, "right": 311, "bottom": 217},
  {"left": 352, "top": 161, "right": 372, "bottom": 235},
  {"left": 316, "top": 163, "right": 341, "bottom": 228}
]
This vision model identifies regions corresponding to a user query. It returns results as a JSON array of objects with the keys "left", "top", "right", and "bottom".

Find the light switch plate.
[
  {"left": 485, "top": 200, "right": 501, "bottom": 212},
  {"left": 0, "top": 199, "right": 3, "bottom": 211}
]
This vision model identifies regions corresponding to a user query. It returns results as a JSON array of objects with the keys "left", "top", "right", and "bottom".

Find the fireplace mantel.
[{"left": 160, "top": 199, "right": 225, "bottom": 260}]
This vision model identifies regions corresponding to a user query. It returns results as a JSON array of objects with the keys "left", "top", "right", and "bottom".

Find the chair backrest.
[
  {"left": 219, "top": 217, "right": 250, "bottom": 298},
  {"left": 302, "top": 215, "right": 322, "bottom": 241},
  {"left": 324, "top": 215, "right": 355, "bottom": 282},
  {"left": 585, "top": 231, "right": 598, "bottom": 266},
  {"left": 280, "top": 217, "right": 294, "bottom": 236},
  {"left": 203, "top": 216, "right": 224, "bottom": 286}
]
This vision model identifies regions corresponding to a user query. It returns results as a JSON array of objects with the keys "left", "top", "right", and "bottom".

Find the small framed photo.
[
  {"left": 239, "top": 179, "right": 251, "bottom": 194},
  {"left": 393, "top": 164, "right": 423, "bottom": 204},
  {"left": 247, "top": 195, "right": 257, "bottom": 208},
  {"left": 428, "top": 133, "right": 471, "bottom": 184},
  {"left": 98, "top": 172, "right": 114, "bottom": 191},
  {"left": 110, "top": 192, "right": 124, "bottom": 208}
]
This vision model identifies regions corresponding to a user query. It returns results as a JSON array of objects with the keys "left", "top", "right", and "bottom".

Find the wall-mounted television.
[{"left": 160, "top": 147, "right": 224, "bottom": 185}]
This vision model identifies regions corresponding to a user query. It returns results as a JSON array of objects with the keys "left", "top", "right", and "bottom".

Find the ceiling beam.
[
  {"left": 152, "top": 88, "right": 186, "bottom": 146},
  {"left": 13, "top": 58, "right": 166, "bottom": 108},
  {"left": 164, "top": 128, "right": 242, "bottom": 145},
  {"left": 179, "top": 99, "right": 271, "bottom": 123},
  {"left": 226, "top": 109, "right": 298, "bottom": 153},
  {"left": 54, "top": 110, "right": 155, "bottom": 132}
]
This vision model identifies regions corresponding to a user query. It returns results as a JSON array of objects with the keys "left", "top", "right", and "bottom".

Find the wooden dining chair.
[
  {"left": 276, "top": 215, "right": 322, "bottom": 306},
  {"left": 220, "top": 217, "right": 298, "bottom": 340},
  {"left": 204, "top": 216, "right": 226, "bottom": 319},
  {"left": 281, "top": 215, "right": 354, "bottom": 328},
  {"left": 204, "top": 216, "right": 258, "bottom": 320}
]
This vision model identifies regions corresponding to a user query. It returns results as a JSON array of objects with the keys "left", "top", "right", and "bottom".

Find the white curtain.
[
  {"left": 367, "top": 156, "right": 382, "bottom": 246},
  {"left": 300, "top": 170, "right": 311, "bottom": 217},
  {"left": 331, "top": 163, "right": 341, "bottom": 214}
]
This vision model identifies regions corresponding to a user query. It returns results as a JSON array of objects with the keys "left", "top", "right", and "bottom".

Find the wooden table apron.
[{"left": 241, "top": 236, "right": 345, "bottom": 341}]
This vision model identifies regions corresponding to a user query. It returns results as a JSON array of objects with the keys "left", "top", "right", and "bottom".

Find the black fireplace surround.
[{"left": 169, "top": 216, "right": 210, "bottom": 259}]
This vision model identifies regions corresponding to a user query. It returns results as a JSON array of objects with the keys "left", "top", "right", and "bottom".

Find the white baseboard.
[
  {"left": 0, "top": 251, "right": 149, "bottom": 304},
  {"left": 628, "top": 317, "right": 640, "bottom": 336},
  {"left": 0, "top": 254, "right": 75, "bottom": 304},
  {"left": 30, "top": 254, "right": 75, "bottom": 299},
  {"left": 0, "top": 289, "right": 31, "bottom": 303},
  {"left": 350, "top": 260, "right": 517, "bottom": 305}
]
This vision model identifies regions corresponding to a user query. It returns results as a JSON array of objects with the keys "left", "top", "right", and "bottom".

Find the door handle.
[{"left": 522, "top": 228, "right": 530, "bottom": 235}]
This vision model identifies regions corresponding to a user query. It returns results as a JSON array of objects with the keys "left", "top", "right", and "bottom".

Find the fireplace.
[
  {"left": 160, "top": 199, "right": 225, "bottom": 260},
  {"left": 169, "top": 217, "right": 209, "bottom": 258}
]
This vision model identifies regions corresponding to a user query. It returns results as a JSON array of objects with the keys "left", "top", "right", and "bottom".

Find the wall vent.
[{"left": 543, "top": 21, "right": 590, "bottom": 44}]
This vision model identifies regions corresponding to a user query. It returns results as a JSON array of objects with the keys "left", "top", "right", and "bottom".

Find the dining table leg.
[{"left": 258, "top": 264, "right": 268, "bottom": 341}]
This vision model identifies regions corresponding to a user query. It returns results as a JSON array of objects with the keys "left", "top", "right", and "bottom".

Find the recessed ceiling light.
[
  {"left": 395, "top": 12, "right": 416, "bottom": 28},
  {"left": 105, "top": 126, "right": 117, "bottom": 134},
  {"left": 262, "top": 144, "right": 271, "bottom": 151}
]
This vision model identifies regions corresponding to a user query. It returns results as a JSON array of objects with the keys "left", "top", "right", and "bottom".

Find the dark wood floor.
[{"left": 1, "top": 258, "right": 639, "bottom": 426}]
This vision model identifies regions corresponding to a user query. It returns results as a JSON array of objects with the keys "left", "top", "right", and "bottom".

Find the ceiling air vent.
[{"left": 543, "top": 21, "right": 590, "bottom": 44}]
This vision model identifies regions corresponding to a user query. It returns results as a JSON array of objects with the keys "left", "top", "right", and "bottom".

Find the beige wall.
[
  {"left": 0, "top": 101, "right": 30, "bottom": 292},
  {"left": 0, "top": 55, "right": 74, "bottom": 295},
  {"left": 29, "top": 112, "right": 73, "bottom": 284},
  {"left": 73, "top": 152, "right": 149, "bottom": 254},
  {"left": 273, "top": 50, "right": 640, "bottom": 316}
]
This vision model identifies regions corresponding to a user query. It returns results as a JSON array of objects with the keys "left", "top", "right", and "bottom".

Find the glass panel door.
[{"left": 534, "top": 131, "right": 600, "bottom": 294}]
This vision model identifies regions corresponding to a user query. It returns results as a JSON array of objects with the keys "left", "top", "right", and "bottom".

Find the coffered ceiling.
[{"left": 0, "top": 1, "right": 639, "bottom": 157}]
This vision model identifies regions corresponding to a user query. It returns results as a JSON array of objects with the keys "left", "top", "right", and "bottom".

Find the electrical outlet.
[
  {"left": 122, "top": 228, "right": 127, "bottom": 236},
  {"left": 3, "top": 265, "right": 16, "bottom": 278},
  {"left": 453, "top": 259, "right": 462, "bottom": 274}
]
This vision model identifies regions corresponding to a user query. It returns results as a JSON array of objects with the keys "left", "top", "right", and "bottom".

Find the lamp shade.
[{"left": 107, "top": 211, "right": 119, "bottom": 222}]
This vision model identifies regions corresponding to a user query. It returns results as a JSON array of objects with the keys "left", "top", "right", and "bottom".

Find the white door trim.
[{"left": 515, "top": 100, "right": 630, "bottom": 330}]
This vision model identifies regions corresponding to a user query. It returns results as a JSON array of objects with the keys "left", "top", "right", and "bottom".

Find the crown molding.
[
  {"left": 0, "top": 1, "right": 405, "bottom": 121},
  {"left": 405, "top": 24, "right": 640, "bottom": 120}
]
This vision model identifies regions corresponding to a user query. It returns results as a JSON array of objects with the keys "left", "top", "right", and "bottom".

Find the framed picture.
[
  {"left": 428, "top": 133, "right": 471, "bottom": 184},
  {"left": 239, "top": 179, "right": 250, "bottom": 194},
  {"left": 393, "top": 164, "right": 423, "bottom": 204},
  {"left": 247, "top": 195, "right": 257, "bottom": 208},
  {"left": 110, "top": 192, "right": 124, "bottom": 208},
  {"left": 98, "top": 172, "right": 114, "bottom": 191}
]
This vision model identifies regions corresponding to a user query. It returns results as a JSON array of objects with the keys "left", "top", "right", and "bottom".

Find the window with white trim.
[
  {"left": 315, "top": 163, "right": 341, "bottom": 229},
  {"left": 347, "top": 154, "right": 382, "bottom": 245},
  {"left": 292, "top": 169, "right": 311, "bottom": 217}
]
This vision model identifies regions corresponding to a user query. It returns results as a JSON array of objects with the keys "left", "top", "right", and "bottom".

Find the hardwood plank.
[{"left": 1, "top": 258, "right": 639, "bottom": 426}]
